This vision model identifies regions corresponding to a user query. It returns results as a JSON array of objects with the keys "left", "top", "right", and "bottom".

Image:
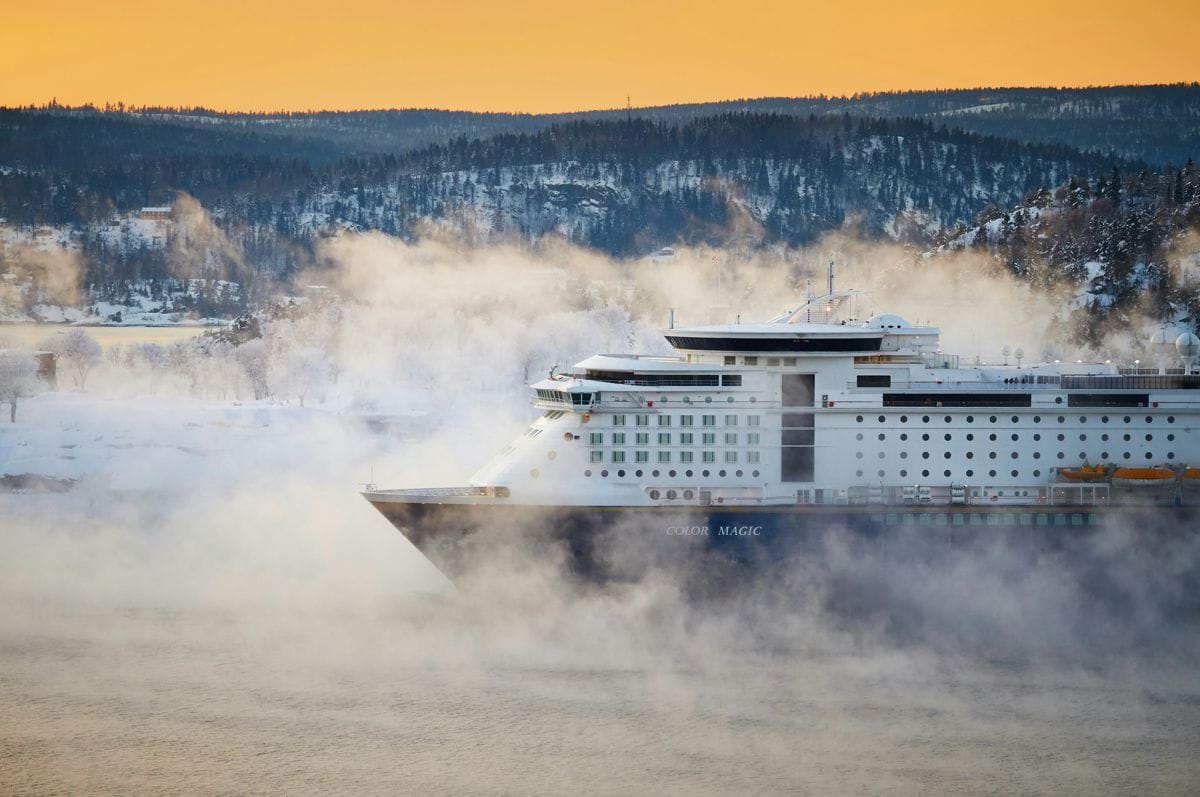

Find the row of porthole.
[
  {"left": 656, "top": 396, "right": 758, "bottom": 404},
  {"left": 856, "top": 432, "right": 1175, "bottom": 443},
  {"left": 856, "top": 414, "right": 1176, "bottom": 425},
  {"left": 584, "top": 468, "right": 763, "bottom": 479},
  {"left": 856, "top": 451, "right": 1174, "bottom": 461},
  {"left": 856, "top": 468, "right": 1042, "bottom": 479},
  {"left": 648, "top": 488, "right": 695, "bottom": 500}
]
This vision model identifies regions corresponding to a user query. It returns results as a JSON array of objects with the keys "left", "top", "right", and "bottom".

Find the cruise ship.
[{"left": 365, "top": 281, "right": 1200, "bottom": 579}]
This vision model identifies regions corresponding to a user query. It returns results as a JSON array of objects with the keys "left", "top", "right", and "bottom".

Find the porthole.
[
  {"left": 900, "top": 433, "right": 909, "bottom": 441},
  {"left": 617, "top": 469, "right": 626, "bottom": 477},
  {"left": 702, "top": 470, "right": 710, "bottom": 477},
  {"left": 856, "top": 469, "right": 864, "bottom": 477},
  {"left": 944, "top": 415, "right": 952, "bottom": 423},
  {"left": 585, "top": 469, "right": 592, "bottom": 477},
  {"left": 922, "top": 469, "right": 930, "bottom": 477},
  {"left": 652, "top": 469, "right": 660, "bottom": 477},
  {"left": 752, "top": 470, "right": 760, "bottom": 477},
  {"left": 1102, "top": 416, "right": 1110, "bottom": 423},
  {"left": 1080, "top": 417, "right": 1088, "bottom": 423},
  {"left": 727, "top": 396, "right": 734, "bottom": 403},
  {"left": 857, "top": 452, "right": 864, "bottom": 459},
  {"left": 563, "top": 432, "right": 573, "bottom": 441},
  {"left": 750, "top": 397, "right": 757, "bottom": 403},
  {"left": 530, "top": 468, "right": 540, "bottom": 478},
  {"left": 1123, "top": 452, "right": 1131, "bottom": 460},
  {"left": 989, "top": 433, "right": 998, "bottom": 441},
  {"left": 922, "top": 433, "right": 930, "bottom": 441},
  {"left": 944, "top": 452, "right": 952, "bottom": 459},
  {"left": 1101, "top": 434, "right": 1109, "bottom": 442},
  {"left": 944, "top": 469, "right": 951, "bottom": 477},
  {"left": 900, "top": 469, "right": 908, "bottom": 477},
  {"left": 1033, "top": 469, "right": 1041, "bottom": 477},
  {"left": 1057, "top": 434, "right": 1065, "bottom": 441},
  {"left": 1146, "top": 452, "right": 1154, "bottom": 460},
  {"left": 878, "top": 452, "right": 886, "bottom": 459},
  {"left": 1168, "top": 434, "right": 1175, "bottom": 441},
  {"left": 900, "top": 415, "right": 909, "bottom": 423},
  {"left": 1123, "top": 416, "right": 1131, "bottom": 423},
  {"left": 966, "top": 452, "right": 974, "bottom": 459},
  {"left": 669, "top": 469, "right": 676, "bottom": 477},
  {"left": 718, "top": 470, "right": 726, "bottom": 477},
  {"left": 966, "top": 433, "right": 975, "bottom": 441},
  {"left": 735, "top": 470, "right": 743, "bottom": 477},
  {"left": 683, "top": 397, "right": 691, "bottom": 404},
  {"left": 1033, "top": 433, "right": 1041, "bottom": 441},
  {"left": 601, "top": 469, "right": 609, "bottom": 477},
  {"left": 989, "top": 452, "right": 997, "bottom": 459},
  {"left": 856, "top": 415, "right": 864, "bottom": 423},
  {"left": 1011, "top": 433, "right": 1019, "bottom": 441},
  {"left": 1146, "top": 416, "right": 1153, "bottom": 424},
  {"left": 966, "top": 469, "right": 974, "bottom": 477},
  {"left": 1057, "top": 452, "right": 1065, "bottom": 459},
  {"left": 1079, "top": 434, "right": 1087, "bottom": 441},
  {"left": 683, "top": 489, "right": 694, "bottom": 499},
  {"left": 1123, "top": 434, "right": 1131, "bottom": 441},
  {"left": 1168, "top": 452, "right": 1176, "bottom": 460},
  {"left": 1146, "top": 434, "right": 1153, "bottom": 441},
  {"left": 1079, "top": 452, "right": 1086, "bottom": 459},
  {"left": 967, "top": 416, "right": 975, "bottom": 423},
  {"left": 1034, "top": 416, "right": 1042, "bottom": 424},
  {"left": 1011, "top": 452, "right": 1019, "bottom": 459},
  {"left": 1012, "top": 416, "right": 1019, "bottom": 423},
  {"left": 945, "top": 433, "right": 952, "bottom": 441},
  {"left": 922, "top": 452, "right": 931, "bottom": 459},
  {"left": 649, "top": 489, "right": 660, "bottom": 499},
  {"left": 1101, "top": 452, "right": 1109, "bottom": 460},
  {"left": 1055, "top": 396, "right": 1063, "bottom": 404},
  {"left": 1168, "top": 416, "right": 1175, "bottom": 424},
  {"left": 989, "top": 416, "right": 998, "bottom": 423},
  {"left": 922, "top": 416, "right": 930, "bottom": 423},
  {"left": 635, "top": 469, "right": 643, "bottom": 477},
  {"left": 856, "top": 433, "right": 864, "bottom": 441},
  {"left": 685, "top": 469, "right": 693, "bottom": 477},
  {"left": 878, "top": 415, "right": 886, "bottom": 423},
  {"left": 900, "top": 452, "right": 909, "bottom": 459},
  {"left": 878, "top": 433, "right": 886, "bottom": 441},
  {"left": 1033, "top": 452, "right": 1040, "bottom": 459},
  {"left": 989, "top": 470, "right": 997, "bottom": 477},
  {"left": 666, "top": 489, "right": 677, "bottom": 499},
  {"left": 1011, "top": 470, "right": 1019, "bottom": 477},
  {"left": 1057, "top": 416, "right": 1065, "bottom": 424}
]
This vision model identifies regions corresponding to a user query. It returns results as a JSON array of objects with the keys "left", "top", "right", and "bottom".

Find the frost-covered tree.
[
  {"left": 38, "top": 328, "right": 102, "bottom": 390},
  {"left": 0, "top": 349, "right": 40, "bottom": 422},
  {"left": 234, "top": 338, "right": 270, "bottom": 400}
]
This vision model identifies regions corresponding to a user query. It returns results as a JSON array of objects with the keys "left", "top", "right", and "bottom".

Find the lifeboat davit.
[
  {"left": 1059, "top": 464, "right": 1107, "bottom": 482},
  {"left": 1111, "top": 467, "right": 1176, "bottom": 488}
]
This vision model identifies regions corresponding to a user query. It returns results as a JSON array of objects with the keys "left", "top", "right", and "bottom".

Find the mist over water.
[{"left": 3, "top": 231, "right": 1200, "bottom": 794}]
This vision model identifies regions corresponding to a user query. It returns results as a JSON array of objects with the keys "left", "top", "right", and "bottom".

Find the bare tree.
[
  {"left": 38, "top": 328, "right": 102, "bottom": 390},
  {"left": 0, "top": 349, "right": 40, "bottom": 422}
]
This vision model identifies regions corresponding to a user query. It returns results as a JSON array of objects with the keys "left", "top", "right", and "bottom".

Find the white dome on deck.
[{"left": 866, "top": 313, "right": 911, "bottom": 330}]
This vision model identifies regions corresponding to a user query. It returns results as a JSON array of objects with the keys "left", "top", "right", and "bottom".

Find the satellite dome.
[
  {"left": 1175, "top": 332, "right": 1200, "bottom": 359},
  {"left": 1149, "top": 328, "right": 1171, "bottom": 347},
  {"left": 866, "top": 313, "right": 910, "bottom": 330}
]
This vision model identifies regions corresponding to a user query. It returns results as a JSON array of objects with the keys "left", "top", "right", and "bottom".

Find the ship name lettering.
[
  {"left": 718, "top": 525, "right": 762, "bottom": 536},
  {"left": 666, "top": 525, "right": 709, "bottom": 536}
]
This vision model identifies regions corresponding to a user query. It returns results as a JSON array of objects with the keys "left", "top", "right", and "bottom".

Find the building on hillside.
[{"left": 139, "top": 206, "right": 174, "bottom": 221}]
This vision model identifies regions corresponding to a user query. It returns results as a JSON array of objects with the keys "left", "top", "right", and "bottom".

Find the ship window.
[
  {"left": 725, "top": 451, "right": 738, "bottom": 463},
  {"left": 658, "top": 451, "right": 671, "bottom": 463},
  {"left": 613, "top": 415, "right": 626, "bottom": 426},
  {"left": 601, "top": 469, "right": 609, "bottom": 477},
  {"left": 680, "top": 415, "right": 694, "bottom": 426},
  {"left": 721, "top": 375, "right": 742, "bottom": 386},
  {"left": 658, "top": 415, "right": 672, "bottom": 427},
  {"left": 589, "top": 432, "right": 603, "bottom": 445},
  {"left": 636, "top": 415, "right": 649, "bottom": 426},
  {"left": 703, "top": 433, "right": 715, "bottom": 445},
  {"left": 703, "top": 415, "right": 716, "bottom": 426},
  {"left": 724, "top": 356, "right": 736, "bottom": 365},
  {"left": 680, "top": 451, "right": 694, "bottom": 463},
  {"left": 612, "top": 452, "right": 626, "bottom": 463},
  {"left": 658, "top": 433, "right": 671, "bottom": 445},
  {"left": 703, "top": 451, "right": 715, "bottom": 463},
  {"left": 782, "top": 374, "right": 816, "bottom": 407},
  {"left": 857, "top": 375, "right": 891, "bottom": 388},
  {"left": 966, "top": 469, "right": 974, "bottom": 477},
  {"left": 680, "top": 433, "right": 694, "bottom": 445},
  {"left": 649, "top": 489, "right": 660, "bottom": 499},
  {"left": 922, "top": 470, "right": 930, "bottom": 477},
  {"left": 590, "top": 451, "right": 603, "bottom": 463},
  {"left": 900, "top": 470, "right": 908, "bottom": 478},
  {"left": 767, "top": 358, "right": 781, "bottom": 366},
  {"left": 748, "top": 451, "right": 760, "bottom": 463},
  {"left": 612, "top": 433, "right": 626, "bottom": 445},
  {"left": 748, "top": 415, "right": 760, "bottom": 427},
  {"left": 636, "top": 433, "right": 649, "bottom": 445},
  {"left": 744, "top": 357, "right": 758, "bottom": 365},
  {"left": 989, "top": 470, "right": 996, "bottom": 477},
  {"left": 725, "top": 433, "right": 737, "bottom": 445},
  {"left": 725, "top": 414, "right": 738, "bottom": 426},
  {"left": 944, "top": 433, "right": 952, "bottom": 441},
  {"left": 635, "top": 451, "right": 649, "bottom": 463}
]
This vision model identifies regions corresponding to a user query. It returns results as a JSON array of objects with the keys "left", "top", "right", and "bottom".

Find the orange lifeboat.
[
  {"left": 1059, "top": 464, "right": 1107, "bottom": 482},
  {"left": 1181, "top": 468, "right": 1200, "bottom": 489},
  {"left": 1111, "top": 467, "right": 1176, "bottom": 488}
]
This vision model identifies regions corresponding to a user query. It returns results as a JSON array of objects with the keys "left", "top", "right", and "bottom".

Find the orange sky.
[{"left": 2, "top": 0, "right": 1197, "bottom": 113}]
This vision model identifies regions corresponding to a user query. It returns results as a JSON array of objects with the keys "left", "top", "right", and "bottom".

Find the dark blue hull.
[{"left": 366, "top": 498, "right": 1199, "bottom": 582}]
